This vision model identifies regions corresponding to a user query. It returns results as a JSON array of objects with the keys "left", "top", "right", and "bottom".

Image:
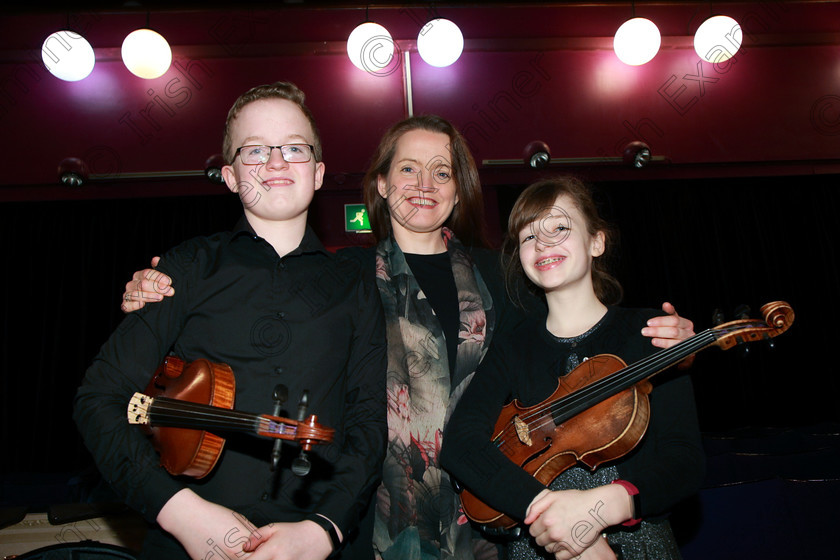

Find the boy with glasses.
[{"left": 74, "top": 82, "right": 386, "bottom": 560}]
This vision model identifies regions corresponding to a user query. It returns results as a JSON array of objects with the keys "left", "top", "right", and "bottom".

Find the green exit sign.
[{"left": 344, "top": 204, "right": 371, "bottom": 232}]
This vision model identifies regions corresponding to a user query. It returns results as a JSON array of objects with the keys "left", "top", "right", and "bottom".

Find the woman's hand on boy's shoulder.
[{"left": 121, "top": 256, "right": 174, "bottom": 313}]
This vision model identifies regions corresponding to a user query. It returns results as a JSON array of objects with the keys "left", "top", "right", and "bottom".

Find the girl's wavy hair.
[
  {"left": 503, "top": 176, "right": 623, "bottom": 306},
  {"left": 362, "top": 114, "right": 488, "bottom": 247}
]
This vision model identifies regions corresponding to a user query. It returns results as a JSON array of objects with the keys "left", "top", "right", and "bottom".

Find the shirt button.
[
  {"left": 276, "top": 311, "right": 285, "bottom": 318},
  {"left": 274, "top": 367, "right": 284, "bottom": 375},
  {"left": 261, "top": 493, "right": 269, "bottom": 501}
]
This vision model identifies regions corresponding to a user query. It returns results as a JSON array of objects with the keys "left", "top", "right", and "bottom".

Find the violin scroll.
[
  {"left": 760, "top": 301, "right": 794, "bottom": 331},
  {"left": 712, "top": 301, "right": 794, "bottom": 351},
  {"left": 295, "top": 415, "right": 334, "bottom": 450}
]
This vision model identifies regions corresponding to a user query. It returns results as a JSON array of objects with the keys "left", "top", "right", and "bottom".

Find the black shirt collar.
[{"left": 231, "top": 215, "right": 330, "bottom": 257}]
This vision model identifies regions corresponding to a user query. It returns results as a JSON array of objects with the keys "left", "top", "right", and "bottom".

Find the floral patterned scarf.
[{"left": 372, "top": 229, "right": 499, "bottom": 560}]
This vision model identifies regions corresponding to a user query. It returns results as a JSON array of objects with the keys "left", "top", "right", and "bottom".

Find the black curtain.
[{"left": 0, "top": 192, "right": 242, "bottom": 484}]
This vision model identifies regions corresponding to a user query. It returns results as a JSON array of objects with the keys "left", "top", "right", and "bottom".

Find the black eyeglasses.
[{"left": 233, "top": 144, "right": 315, "bottom": 165}]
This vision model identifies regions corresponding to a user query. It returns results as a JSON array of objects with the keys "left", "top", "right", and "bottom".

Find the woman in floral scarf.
[{"left": 353, "top": 115, "right": 521, "bottom": 560}]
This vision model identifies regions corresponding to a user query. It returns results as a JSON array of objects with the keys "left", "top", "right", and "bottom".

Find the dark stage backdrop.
[{"left": 1, "top": 174, "right": 837, "bottom": 496}]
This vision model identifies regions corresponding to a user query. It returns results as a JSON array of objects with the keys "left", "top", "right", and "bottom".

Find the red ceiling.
[{"left": 2, "top": 1, "right": 839, "bottom": 200}]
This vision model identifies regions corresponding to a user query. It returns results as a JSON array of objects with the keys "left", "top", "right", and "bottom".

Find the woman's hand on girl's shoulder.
[{"left": 641, "top": 302, "right": 696, "bottom": 367}]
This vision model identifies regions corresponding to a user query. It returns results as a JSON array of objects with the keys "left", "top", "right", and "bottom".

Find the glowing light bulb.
[
  {"left": 417, "top": 18, "right": 464, "bottom": 67},
  {"left": 42, "top": 31, "right": 95, "bottom": 81},
  {"left": 694, "top": 15, "right": 741, "bottom": 63},
  {"left": 347, "top": 22, "right": 395, "bottom": 74},
  {"left": 613, "top": 18, "right": 661, "bottom": 66},
  {"left": 122, "top": 29, "right": 172, "bottom": 79}
]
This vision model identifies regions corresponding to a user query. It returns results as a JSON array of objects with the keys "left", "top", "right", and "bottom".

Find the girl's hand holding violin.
[{"left": 525, "top": 485, "right": 634, "bottom": 560}]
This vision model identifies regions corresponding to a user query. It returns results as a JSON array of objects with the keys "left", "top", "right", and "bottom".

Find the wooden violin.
[
  {"left": 126, "top": 355, "right": 334, "bottom": 478},
  {"left": 459, "top": 301, "right": 794, "bottom": 529}
]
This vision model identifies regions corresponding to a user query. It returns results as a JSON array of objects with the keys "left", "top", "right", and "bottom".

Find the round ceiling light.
[
  {"left": 694, "top": 15, "right": 742, "bottom": 63},
  {"left": 122, "top": 29, "right": 172, "bottom": 79},
  {"left": 347, "top": 22, "right": 395, "bottom": 73},
  {"left": 42, "top": 31, "right": 96, "bottom": 81},
  {"left": 613, "top": 17, "right": 661, "bottom": 66},
  {"left": 417, "top": 18, "right": 464, "bottom": 67}
]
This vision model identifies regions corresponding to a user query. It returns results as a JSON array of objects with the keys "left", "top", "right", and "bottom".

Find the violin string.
[
  {"left": 152, "top": 398, "right": 254, "bottom": 421},
  {"left": 526, "top": 332, "right": 714, "bottom": 432},
  {"left": 150, "top": 398, "right": 261, "bottom": 432},
  {"left": 150, "top": 413, "right": 256, "bottom": 431},
  {"left": 495, "top": 329, "right": 719, "bottom": 445},
  {"left": 147, "top": 398, "right": 309, "bottom": 438}
]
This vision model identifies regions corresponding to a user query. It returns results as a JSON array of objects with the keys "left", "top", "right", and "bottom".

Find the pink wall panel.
[
  {"left": 2, "top": 51, "right": 405, "bottom": 187},
  {"left": 2, "top": 2, "right": 839, "bottom": 198},
  {"left": 411, "top": 43, "right": 840, "bottom": 171}
]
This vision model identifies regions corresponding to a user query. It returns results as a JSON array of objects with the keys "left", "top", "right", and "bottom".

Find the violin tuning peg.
[
  {"left": 292, "top": 451, "right": 311, "bottom": 477},
  {"left": 273, "top": 384, "right": 289, "bottom": 406},
  {"left": 297, "top": 390, "right": 309, "bottom": 422},
  {"left": 766, "top": 338, "right": 776, "bottom": 351},
  {"left": 734, "top": 304, "right": 751, "bottom": 320},
  {"left": 289, "top": 389, "right": 312, "bottom": 476},
  {"left": 712, "top": 308, "right": 725, "bottom": 326},
  {"left": 270, "top": 384, "right": 289, "bottom": 472}
]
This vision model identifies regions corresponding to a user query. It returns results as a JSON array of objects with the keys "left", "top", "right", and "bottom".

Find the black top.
[
  {"left": 73, "top": 217, "right": 387, "bottom": 540},
  {"left": 440, "top": 306, "right": 705, "bottom": 521},
  {"left": 403, "top": 251, "right": 460, "bottom": 377}
]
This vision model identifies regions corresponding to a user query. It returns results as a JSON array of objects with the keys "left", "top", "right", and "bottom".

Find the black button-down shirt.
[{"left": 74, "top": 217, "right": 387, "bottom": 539}]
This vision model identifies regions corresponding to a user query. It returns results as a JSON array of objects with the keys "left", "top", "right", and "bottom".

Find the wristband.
[
  {"left": 611, "top": 479, "right": 641, "bottom": 526},
  {"left": 303, "top": 513, "right": 341, "bottom": 555}
]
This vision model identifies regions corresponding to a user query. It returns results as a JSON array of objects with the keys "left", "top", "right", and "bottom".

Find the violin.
[
  {"left": 126, "top": 355, "right": 334, "bottom": 478},
  {"left": 459, "top": 301, "right": 794, "bottom": 530}
]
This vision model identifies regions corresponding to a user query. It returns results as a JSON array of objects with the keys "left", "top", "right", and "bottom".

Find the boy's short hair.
[{"left": 222, "top": 82, "right": 323, "bottom": 164}]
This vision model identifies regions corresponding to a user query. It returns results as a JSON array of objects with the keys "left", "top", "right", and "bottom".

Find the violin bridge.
[
  {"left": 127, "top": 392, "right": 152, "bottom": 425},
  {"left": 513, "top": 415, "right": 532, "bottom": 446}
]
